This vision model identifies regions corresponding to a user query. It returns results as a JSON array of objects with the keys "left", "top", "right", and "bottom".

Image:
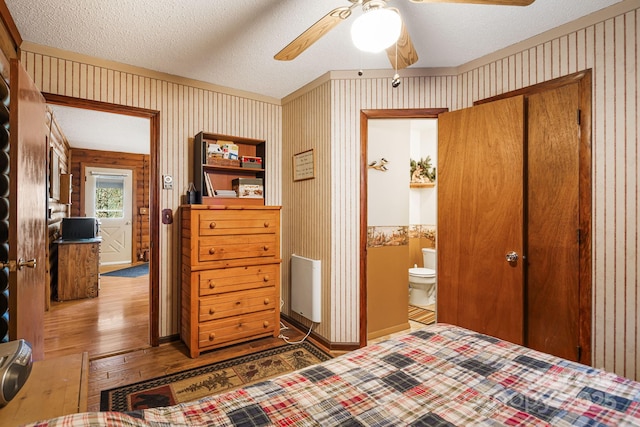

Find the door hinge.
[
  {"left": 1, "top": 260, "right": 17, "bottom": 272},
  {"left": 577, "top": 345, "right": 582, "bottom": 361},
  {"left": 577, "top": 109, "right": 581, "bottom": 125}
]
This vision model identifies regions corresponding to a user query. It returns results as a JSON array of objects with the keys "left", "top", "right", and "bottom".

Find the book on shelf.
[
  {"left": 214, "top": 189, "right": 237, "bottom": 198},
  {"left": 203, "top": 171, "right": 214, "bottom": 196}
]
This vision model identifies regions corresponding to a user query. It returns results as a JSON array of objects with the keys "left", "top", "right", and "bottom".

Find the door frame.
[
  {"left": 475, "top": 70, "right": 593, "bottom": 364},
  {"left": 43, "top": 93, "right": 161, "bottom": 347},
  {"left": 359, "top": 108, "right": 448, "bottom": 347}
]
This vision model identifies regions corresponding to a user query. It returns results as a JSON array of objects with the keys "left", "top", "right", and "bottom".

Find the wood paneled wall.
[
  {"left": 283, "top": 1, "right": 640, "bottom": 381},
  {"left": 20, "top": 47, "right": 282, "bottom": 338},
  {"left": 281, "top": 83, "right": 333, "bottom": 341},
  {"left": 19, "top": 0, "right": 640, "bottom": 380},
  {"left": 283, "top": 75, "right": 458, "bottom": 344},
  {"left": 68, "top": 148, "right": 150, "bottom": 262}
]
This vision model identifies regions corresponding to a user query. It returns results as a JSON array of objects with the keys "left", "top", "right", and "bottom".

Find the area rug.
[
  {"left": 409, "top": 305, "right": 436, "bottom": 325},
  {"left": 102, "top": 263, "right": 149, "bottom": 278},
  {"left": 100, "top": 341, "right": 332, "bottom": 412}
]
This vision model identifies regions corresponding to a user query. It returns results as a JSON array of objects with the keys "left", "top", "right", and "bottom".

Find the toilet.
[{"left": 409, "top": 248, "right": 436, "bottom": 307}]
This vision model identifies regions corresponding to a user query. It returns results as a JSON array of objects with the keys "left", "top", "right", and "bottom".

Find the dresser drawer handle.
[
  {"left": 235, "top": 301, "right": 241, "bottom": 305},
  {"left": 208, "top": 333, "right": 216, "bottom": 341},
  {"left": 263, "top": 275, "right": 270, "bottom": 282},
  {"left": 208, "top": 280, "right": 215, "bottom": 289},
  {"left": 263, "top": 221, "right": 269, "bottom": 228},
  {"left": 263, "top": 245, "right": 269, "bottom": 251},
  {"left": 209, "top": 308, "right": 215, "bottom": 315},
  {"left": 209, "top": 248, "right": 216, "bottom": 254},
  {"left": 209, "top": 222, "right": 217, "bottom": 229},
  {"left": 263, "top": 298, "right": 270, "bottom": 305},
  {"left": 263, "top": 321, "right": 269, "bottom": 328}
]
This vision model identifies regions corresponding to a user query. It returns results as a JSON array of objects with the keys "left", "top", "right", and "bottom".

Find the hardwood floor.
[
  {"left": 45, "top": 267, "right": 422, "bottom": 412},
  {"left": 44, "top": 271, "right": 150, "bottom": 360}
]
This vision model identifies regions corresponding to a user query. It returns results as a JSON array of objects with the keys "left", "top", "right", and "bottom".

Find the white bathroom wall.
[
  {"left": 368, "top": 120, "right": 411, "bottom": 226},
  {"left": 409, "top": 120, "right": 438, "bottom": 227}
]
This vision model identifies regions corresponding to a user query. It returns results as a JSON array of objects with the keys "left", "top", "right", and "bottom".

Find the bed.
[{"left": 25, "top": 324, "right": 640, "bottom": 426}]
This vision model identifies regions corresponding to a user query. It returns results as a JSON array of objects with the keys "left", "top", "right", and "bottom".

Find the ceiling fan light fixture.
[{"left": 351, "top": 6, "right": 401, "bottom": 53}]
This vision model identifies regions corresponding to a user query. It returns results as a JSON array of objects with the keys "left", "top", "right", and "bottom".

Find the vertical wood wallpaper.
[
  {"left": 285, "top": 1, "right": 640, "bottom": 381},
  {"left": 18, "top": 1, "right": 640, "bottom": 380},
  {"left": 281, "top": 83, "right": 333, "bottom": 340},
  {"left": 20, "top": 50, "right": 282, "bottom": 338}
]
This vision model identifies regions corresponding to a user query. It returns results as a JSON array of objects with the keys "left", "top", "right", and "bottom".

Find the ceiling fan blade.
[
  {"left": 408, "top": 0, "right": 534, "bottom": 6},
  {"left": 275, "top": 7, "right": 353, "bottom": 61},
  {"left": 386, "top": 21, "right": 418, "bottom": 70}
]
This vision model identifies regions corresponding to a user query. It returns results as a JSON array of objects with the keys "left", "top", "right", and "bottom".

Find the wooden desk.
[
  {"left": 0, "top": 352, "right": 88, "bottom": 426},
  {"left": 55, "top": 239, "right": 100, "bottom": 301}
]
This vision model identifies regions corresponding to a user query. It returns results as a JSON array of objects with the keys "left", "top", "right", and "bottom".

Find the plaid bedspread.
[{"left": 25, "top": 324, "right": 640, "bottom": 426}]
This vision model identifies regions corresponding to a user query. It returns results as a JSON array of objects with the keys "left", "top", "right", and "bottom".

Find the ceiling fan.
[{"left": 274, "top": 0, "right": 536, "bottom": 70}]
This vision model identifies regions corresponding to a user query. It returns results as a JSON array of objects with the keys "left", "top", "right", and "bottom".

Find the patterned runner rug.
[
  {"left": 408, "top": 305, "right": 436, "bottom": 325},
  {"left": 100, "top": 341, "right": 332, "bottom": 412}
]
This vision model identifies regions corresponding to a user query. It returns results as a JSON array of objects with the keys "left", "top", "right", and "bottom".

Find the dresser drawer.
[
  {"left": 198, "top": 310, "right": 276, "bottom": 349},
  {"left": 198, "top": 264, "right": 278, "bottom": 296},
  {"left": 197, "top": 210, "right": 279, "bottom": 237},
  {"left": 198, "top": 233, "right": 277, "bottom": 263},
  {"left": 199, "top": 287, "right": 276, "bottom": 321}
]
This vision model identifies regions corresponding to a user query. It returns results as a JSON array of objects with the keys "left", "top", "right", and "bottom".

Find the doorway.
[
  {"left": 43, "top": 93, "right": 161, "bottom": 355},
  {"left": 85, "top": 166, "right": 134, "bottom": 265},
  {"left": 359, "top": 108, "right": 447, "bottom": 347}
]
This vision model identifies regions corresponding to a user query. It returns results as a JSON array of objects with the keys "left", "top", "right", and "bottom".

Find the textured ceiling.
[
  {"left": 5, "top": 0, "right": 623, "bottom": 152},
  {"left": 6, "top": 0, "right": 622, "bottom": 100}
]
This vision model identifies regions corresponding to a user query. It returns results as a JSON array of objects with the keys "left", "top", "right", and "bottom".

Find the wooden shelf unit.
[{"left": 193, "top": 132, "right": 266, "bottom": 205}]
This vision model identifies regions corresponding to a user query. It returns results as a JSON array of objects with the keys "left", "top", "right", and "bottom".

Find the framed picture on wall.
[{"left": 293, "top": 149, "right": 315, "bottom": 181}]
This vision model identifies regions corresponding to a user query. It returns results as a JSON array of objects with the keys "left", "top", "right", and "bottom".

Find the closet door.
[
  {"left": 526, "top": 83, "right": 581, "bottom": 361},
  {"left": 437, "top": 96, "right": 525, "bottom": 345}
]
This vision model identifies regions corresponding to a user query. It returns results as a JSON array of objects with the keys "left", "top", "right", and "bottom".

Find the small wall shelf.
[{"left": 410, "top": 182, "right": 435, "bottom": 188}]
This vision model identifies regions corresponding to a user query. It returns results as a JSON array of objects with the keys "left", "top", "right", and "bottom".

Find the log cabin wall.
[
  {"left": 46, "top": 107, "right": 70, "bottom": 309},
  {"left": 68, "top": 148, "right": 150, "bottom": 263}
]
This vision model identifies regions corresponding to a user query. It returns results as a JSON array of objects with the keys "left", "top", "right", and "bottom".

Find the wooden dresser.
[{"left": 180, "top": 205, "right": 281, "bottom": 358}]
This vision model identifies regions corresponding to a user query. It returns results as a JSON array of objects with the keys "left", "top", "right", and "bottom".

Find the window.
[{"left": 94, "top": 175, "right": 125, "bottom": 219}]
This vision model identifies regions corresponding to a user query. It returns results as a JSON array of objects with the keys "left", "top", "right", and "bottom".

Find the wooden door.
[
  {"left": 526, "top": 83, "right": 581, "bottom": 361},
  {"left": 8, "top": 59, "right": 47, "bottom": 360},
  {"left": 437, "top": 96, "right": 525, "bottom": 345}
]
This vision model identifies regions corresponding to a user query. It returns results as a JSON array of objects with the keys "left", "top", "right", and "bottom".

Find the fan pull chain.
[{"left": 392, "top": 41, "right": 400, "bottom": 88}]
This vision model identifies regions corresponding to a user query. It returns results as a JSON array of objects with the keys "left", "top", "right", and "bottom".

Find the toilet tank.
[{"left": 422, "top": 248, "right": 436, "bottom": 270}]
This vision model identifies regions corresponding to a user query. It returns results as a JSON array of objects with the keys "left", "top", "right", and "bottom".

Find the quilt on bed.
[{"left": 26, "top": 324, "right": 640, "bottom": 426}]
